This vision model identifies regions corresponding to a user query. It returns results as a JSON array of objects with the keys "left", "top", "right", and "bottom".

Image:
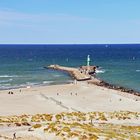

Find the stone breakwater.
[
  {"left": 46, "top": 65, "right": 140, "bottom": 97},
  {"left": 88, "top": 79, "right": 140, "bottom": 97},
  {"left": 46, "top": 65, "right": 91, "bottom": 81}
]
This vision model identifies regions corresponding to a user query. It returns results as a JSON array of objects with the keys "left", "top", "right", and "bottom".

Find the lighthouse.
[{"left": 87, "top": 55, "right": 90, "bottom": 67}]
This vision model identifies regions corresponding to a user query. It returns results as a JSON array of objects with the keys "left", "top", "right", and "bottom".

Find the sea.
[{"left": 0, "top": 44, "right": 140, "bottom": 92}]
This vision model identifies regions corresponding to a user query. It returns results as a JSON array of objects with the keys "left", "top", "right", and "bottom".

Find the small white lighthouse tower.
[{"left": 87, "top": 55, "right": 90, "bottom": 67}]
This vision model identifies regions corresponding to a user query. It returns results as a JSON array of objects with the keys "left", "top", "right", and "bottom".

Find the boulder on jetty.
[
  {"left": 93, "top": 80, "right": 140, "bottom": 97},
  {"left": 79, "top": 65, "right": 97, "bottom": 74}
]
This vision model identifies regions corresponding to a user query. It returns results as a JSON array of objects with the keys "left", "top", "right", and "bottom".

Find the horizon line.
[{"left": 0, "top": 43, "right": 140, "bottom": 45}]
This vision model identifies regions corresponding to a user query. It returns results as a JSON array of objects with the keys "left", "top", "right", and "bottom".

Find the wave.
[
  {"left": 53, "top": 74, "right": 61, "bottom": 77},
  {"left": 26, "top": 82, "right": 39, "bottom": 86},
  {"left": 0, "top": 83, "right": 11, "bottom": 86},
  {"left": 136, "top": 70, "right": 140, "bottom": 72},
  {"left": 96, "top": 69, "right": 105, "bottom": 74},
  {"left": 0, "top": 75, "right": 21, "bottom": 78},
  {"left": 42, "top": 81, "right": 54, "bottom": 84},
  {"left": 0, "top": 84, "right": 25, "bottom": 90},
  {"left": 0, "top": 79, "right": 13, "bottom": 83}
]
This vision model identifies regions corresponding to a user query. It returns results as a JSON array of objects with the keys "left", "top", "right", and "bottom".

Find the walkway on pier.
[{"left": 47, "top": 65, "right": 91, "bottom": 81}]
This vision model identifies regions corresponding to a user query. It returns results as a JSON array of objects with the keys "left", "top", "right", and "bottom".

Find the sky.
[{"left": 0, "top": 0, "right": 140, "bottom": 44}]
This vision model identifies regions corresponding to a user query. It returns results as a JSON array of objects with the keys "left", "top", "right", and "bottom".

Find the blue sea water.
[{"left": 0, "top": 44, "right": 140, "bottom": 92}]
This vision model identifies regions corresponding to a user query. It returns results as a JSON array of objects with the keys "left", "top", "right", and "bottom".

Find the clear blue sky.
[{"left": 0, "top": 0, "right": 140, "bottom": 44}]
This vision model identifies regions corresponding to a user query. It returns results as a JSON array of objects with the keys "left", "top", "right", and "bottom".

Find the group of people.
[
  {"left": 8, "top": 89, "right": 22, "bottom": 95},
  {"left": 8, "top": 91, "right": 14, "bottom": 94}
]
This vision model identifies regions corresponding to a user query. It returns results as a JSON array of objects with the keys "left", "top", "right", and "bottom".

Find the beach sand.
[
  {"left": 0, "top": 82, "right": 140, "bottom": 139},
  {"left": 0, "top": 82, "right": 139, "bottom": 115}
]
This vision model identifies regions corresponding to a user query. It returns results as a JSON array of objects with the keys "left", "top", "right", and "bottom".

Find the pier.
[
  {"left": 46, "top": 65, "right": 92, "bottom": 81},
  {"left": 46, "top": 64, "right": 140, "bottom": 97},
  {"left": 45, "top": 55, "right": 98, "bottom": 81}
]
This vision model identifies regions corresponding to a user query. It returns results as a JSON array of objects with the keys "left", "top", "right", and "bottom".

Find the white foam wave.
[
  {"left": 0, "top": 83, "right": 11, "bottom": 86},
  {"left": 136, "top": 70, "right": 140, "bottom": 72},
  {"left": 0, "top": 75, "right": 20, "bottom": 78},
  {"left": 96, "top": 69, "right": 105, "bottom": 74},
  {"left": 26, "top": 82, "right": 38, "bottom": 86},
  {"left": 43, "top": 81, "right": 53, "bottom": 84},
  {"left": 0, "top": 79, "right": 13, "bottom": 83}
]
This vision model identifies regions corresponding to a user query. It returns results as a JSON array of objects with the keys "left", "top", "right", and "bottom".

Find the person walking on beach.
[{"left": 13, "top": 132, "right": 16, "bottom": 140}]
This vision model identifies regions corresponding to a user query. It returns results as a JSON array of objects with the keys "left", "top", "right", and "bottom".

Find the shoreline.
[
  {"left": 1, "top": 78, "right": 140, "bottom": 97},
  {"left": 0, "top": 80, "right": 72, "bottom": 91},
  {"left": 1, "top": 66, "right": 140, "bottom": 98},
  {"left": 0, "top": 70, "right": 140, "bottom": 105}
]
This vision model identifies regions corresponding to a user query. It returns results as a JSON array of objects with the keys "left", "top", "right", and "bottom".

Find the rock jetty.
[
  {"left": 88, "top": 79, "right": 140, "bottom": 97},
  {"left": 46, "top": 65, "right": 91, "bottom": 81}
]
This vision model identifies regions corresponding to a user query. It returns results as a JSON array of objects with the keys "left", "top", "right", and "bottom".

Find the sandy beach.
[
  {"left": 0, "top": 82, "right": 140, "bottom": 116},
  {"left": 0, "top": 82, "right": 140, "bottom": 139}
]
